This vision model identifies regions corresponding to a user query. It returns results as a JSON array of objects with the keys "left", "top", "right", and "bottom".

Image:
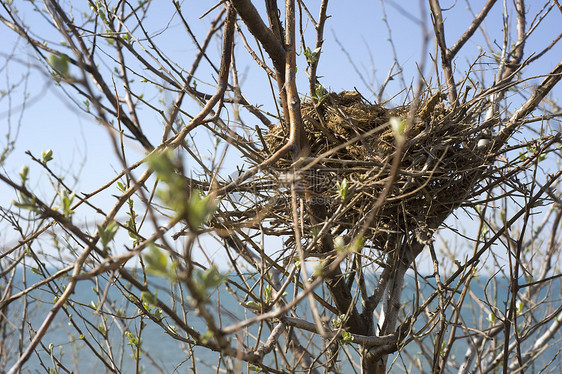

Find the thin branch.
[
  {"left": 230, "top": 0, "right": 286, "bottom": 78},
  {"left": 282, "top": 316, "right": 399, "bottom": 347},
  {"left": 308, "top": 0, "right": 329, "bottom": 98},
  {"left": 170, "top": 4, "right": 236, "bottom": 146},
  {"left": 429, "top": 0, "right": 457, "bottom": 102},
  {"left": 449, "top": 0, "right": 498, "bottom": 58},
  {"left": 494, "top": 61, "right": 562, "bottom": 146},
  {"left": 5, "top": 167, "right": 153, "bottom": 374}
]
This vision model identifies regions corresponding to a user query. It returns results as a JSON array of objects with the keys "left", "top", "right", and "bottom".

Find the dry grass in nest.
[{"left": 260, "top": 90, "right": 491, "bottom": 254}]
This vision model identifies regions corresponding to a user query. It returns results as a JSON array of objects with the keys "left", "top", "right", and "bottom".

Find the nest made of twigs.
[{"left": 260, "top": 90, "right": 489, "bottom": 253}]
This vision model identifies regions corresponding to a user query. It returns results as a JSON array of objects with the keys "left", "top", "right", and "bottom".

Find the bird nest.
[{"left": 256, "top": 91, "right": 490, "bottom": 254}]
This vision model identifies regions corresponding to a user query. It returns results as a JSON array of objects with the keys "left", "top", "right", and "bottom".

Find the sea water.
[{"left": 1, "top": 267, "right": 560, "bottom": 373}]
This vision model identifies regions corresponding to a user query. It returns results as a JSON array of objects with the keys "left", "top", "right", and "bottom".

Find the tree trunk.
[{"left": 361, "top": 238, "right": 422, "bottom": 373}]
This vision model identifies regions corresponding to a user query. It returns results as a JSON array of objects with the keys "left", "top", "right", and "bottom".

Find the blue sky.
[{"left": 1, "top": 1, "right": 560, "bottom": 272}]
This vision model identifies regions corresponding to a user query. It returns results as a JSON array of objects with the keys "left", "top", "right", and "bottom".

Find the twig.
[{"left": 170, "top": 4, "right": 236, "bottom": 146}]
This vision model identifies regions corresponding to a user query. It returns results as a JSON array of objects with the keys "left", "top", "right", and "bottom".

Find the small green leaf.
[
  {"left": 390, "top": 117, "right": 406, "bottom": 141},
  {"left": 332, "top": 314, "right": 346, "bottom": 329},
  {"left": 152, "top": 308, "right": 163, "bottom": 321},
  {"left": 90, "top": 1, "right": 108, "bottom": 23},
  {"left": 98, "top": 221, "right": 119, "bottom": 250},
  {"left": 304, "top": 46, "right": 321, "bottom": 64},
  {"left": 47, "top": 54, "right": 70, "bottom": 78},
  {"left": 314, "top": 84, "right": 329, "bottom": 104},
  {"left": 19, "top": 165, "right": 29, "bottom": 185},
  {"left": 516, "top": 300, "right": 524, "bottom": 315},
  {"left": 125, "top": 331, "right": 140, "bottom": 347},
  {"left": 147, "top": 150, "right": 195, "bottom": 218},
  {"left": 122, "top": 33, "right": 132, "bottom": 43},
  {"left": 349, "top": 237, "right": 364, "bottom": 253},
  {"left": 336, "top": 178, "right": 349, "bottom": 201},
  {"left": 479, "top": 225, "right": 489, "bottom": 239},
  {"left": 146, "top": 150, "right": 177, "bottom": 182},
  {"left": 341, "top": 331, "right": 354, "bottom": 345},
  {"left": 440, "top": 341, "right": 447, "bottom": 357},
  {"left": 193, "top": 266, "right": 228, "bottom": 301},
  {"left": 334, "top": 236, "right": 346, "bottom": 253},
  {"left": 263, "top": 285, "right": 273, "bottom": 303},
  {"left": 245, "top": 300, "right": 261, "bottom": 309},
  {"left": 42, "top": 149, "right": 53, "bottom": 164},
  {"left": 143, "top": 244, "right": 175, "bottom": 279},
  {"left": 199, "top": 331, "right": 214, "bottom": 344},
  {"left": 13, "top": 190, "right": 38, "bottom": 212},
  {"left": 186, "top": 190, "right": 218, "bottom": 230},
  {"left": 313, "top": 261, "right": 325, "bottom": 277},
  {"left": 141, "top": 290, "right": 158, "bottom": 306},
  {"left": 57, "top": 190, "right": 75, "bottom": 218},
  {"left": 116, "top": 181, "right": 126, "bottom": 192}
]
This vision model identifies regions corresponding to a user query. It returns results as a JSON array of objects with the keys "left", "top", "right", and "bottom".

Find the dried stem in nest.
[{"left": 259, "top": 89, "right": 491, "bottom": 253}]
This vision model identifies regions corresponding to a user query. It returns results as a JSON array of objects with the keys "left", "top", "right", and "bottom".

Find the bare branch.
[{"left": 230, "top": 0, "right": 286, "bottom": 78}]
